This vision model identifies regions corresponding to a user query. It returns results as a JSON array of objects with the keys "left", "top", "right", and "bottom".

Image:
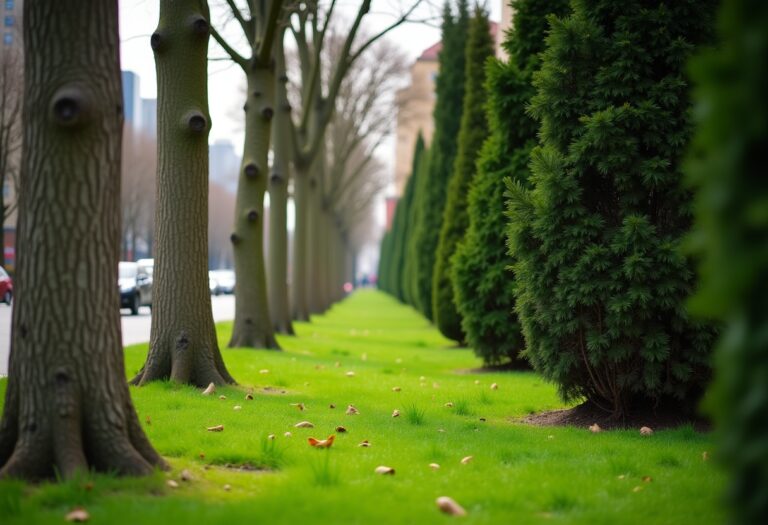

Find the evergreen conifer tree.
[
  {"left": 390, "top": 135, "right": 424, "bottom": 301},
  {"left": 404, "top": 150, "right": 431, "bottom": 310},
  {"left": 411, "top": 0, "right": 469, "bottom": 320},
  {"left": 452, "top": 0, "right": 568, "bottom": 365},
  {"left": 506, "top": 0, "right": 717, "bottom": 418},
  {"left": 432, "top": 7, "right": 493, "bottom": 342},
  {"left": 687, "top": 0, "right": 768, "bottom": 521}
]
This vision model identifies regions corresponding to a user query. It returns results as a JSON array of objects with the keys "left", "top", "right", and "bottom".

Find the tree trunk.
[
  {"left": 268, "top": 31, "right": 294, "bottom": 335},
  {"left": 307, "top": 172, "right": 323, "bottom": 314},
  {"left": 131, "top": 0, "right": 234, "bottom": 386},
  {"left": 0, "top": 0, "right": 165, "bottom": 480},
  {"left": 229, "top": 66, "right": 279, "bottom": 349},
  {"left": 292, "top": 164, "right": 310, "bottom": 321}
]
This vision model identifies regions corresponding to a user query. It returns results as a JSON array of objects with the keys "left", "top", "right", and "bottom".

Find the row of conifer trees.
[{"left": 380, "top": 1, "right": 766, "bottom": 520}]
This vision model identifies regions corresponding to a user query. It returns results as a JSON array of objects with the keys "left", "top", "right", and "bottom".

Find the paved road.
[{"left": 0, "top": 294, "right": 236, "bottom": 376}]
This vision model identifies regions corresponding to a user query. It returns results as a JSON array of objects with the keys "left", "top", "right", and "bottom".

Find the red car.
[{"left": 0, "top": 266, "right": 12, "bottom": 305}]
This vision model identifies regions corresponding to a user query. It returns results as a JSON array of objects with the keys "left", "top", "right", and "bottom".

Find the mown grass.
[{"left": 0, "top": 289, "right": 725, "bottom": 524}]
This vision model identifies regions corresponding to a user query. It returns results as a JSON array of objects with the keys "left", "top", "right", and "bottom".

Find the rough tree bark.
[
  {"left": 268, "top": 28, "right": 295, "bottom": 335},
  {"left": 210, "top": 0, "right": 282, "bottom": 349},
  {"left": 0, "top": 0, "right": 166, "bottom": 480},
  {"left": 131, "top": 0, "right": 234, "bottom": 386}
]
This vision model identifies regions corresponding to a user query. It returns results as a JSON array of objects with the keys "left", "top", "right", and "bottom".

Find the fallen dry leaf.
[
  {"left": 268, "top": 434, "right": 276, "bottom": 440},
  {"left": 346, "top": 371, "right": 356, "bottom": 377},
  {"left": 335, "top": 426, "right": 347, "bottom": 433},
  {"left": 490, "top": 383, "right": 499, "bottom": 390},
  {"left": 294, "top": 421, "right": 315, "bottom": 428},
  {"left": 429, "top": 463, "right": 440, "bottom": 470},
  {"left": 291, "top": 403, "right": 306, "bottom": 411},
  {"left": 233, "top": 405, "right": 242, "bottom": 411},
  {"left": 642, "top": 476, "right": 653, "bottom": 483},
  {"left": 640, "top": 426, "right": 654, "bottom": 436},
  {"left": 202, "top": 382, "right": 215, "bottom": 395},
  {"left": 329, "top": 404, "right": 337, "bottom": 409},
  {"left": 444, "top": 402, "right": 454, "bottom": 408},
  {"left": 145, "top": 416, "right": 151, "bottom": 426},
  {"left": 436, "top": 496, "right": 467, "bottom": 516},
  {"left": 219, "top": 395, "right": 227, "bottom": 400},
  {"left": 589, "top": 424, "right": 602, "bottom": 433},
  {"left": 392, "top": 387, "right": 402, "bottom": 392},
  {"left": 206, "top": 425, "right": 224, "bottom": 432},
  {"left": 65, "top": 508, "right": 90, "bottom": 522},
  {"left": 180, "top": 469, "right": 193, "bottom": 482},
  {"left": 479, "top": 417, "right": 486, "bottom": 422},
  {"left": 346, "top": 405, "right": 359, "bottom": 415},
  {"left": 375, "top": 466, "right": 395, "bottom": 475},
  {"left": 460, "top": 456, "right": 473, "bottom": 465},
  {"left": 308, "top": 435, "right": 336, "bottom": 448},
  {"left": 223, "top": 484, "right": 231, "bottom": 492},
  {"left": 433, "top": 382, "right": 440, "bottom": 389},
  {"left": 166, "top": 480, "right": 179, "bottom": 489},
  {"left": 199, "top": 453, "right": 205, "bottom": 459},
  {"left": 392, "top": 409, "right": 400, "bottom": 418},
  {"left": 245, "top": 393, "right": 254, "bottom": 401},
  {"left": 284, "top": 432, "right": 292, "bottom": 437},
  {"left": 358, "top": 440, "right": 371, "bottom": 447}
]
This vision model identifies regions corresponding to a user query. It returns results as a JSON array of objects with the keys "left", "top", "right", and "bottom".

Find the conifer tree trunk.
[
  {"left": 229, "top": 65, "right": 279, "bottom": 349},
  {"left": 268, "top": 30, "right": 295, "bottom": 335},
  {"left": 0, "top": 0, "right": 165, "bottom": 479},
  {"left": 132, "top": 0, "right": 234, "bottom": 386}
]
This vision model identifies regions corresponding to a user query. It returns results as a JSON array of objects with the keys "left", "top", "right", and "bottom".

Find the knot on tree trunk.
[
  {"left": 50, "top": 86, "right": 89, "bottom": 128},
  {"left": 244, "top": 163, "right": 259, "bottom": 179},
  {"left": 175, "top": 331, "right": 190, "bottom": 354},
  {"left": 190, "top": 16, "right": 209, "bottom": 37}
]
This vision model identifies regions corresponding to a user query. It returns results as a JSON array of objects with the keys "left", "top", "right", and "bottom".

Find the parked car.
[
  {"left": 137, "top": 258, "right": 154, "bottom": 277},
  {"left": 209, "top": 269, "right": 235, "bottom": 294},
  {"left": 119, "top": 261, "right": 152, "bottom": 315},
  {"left": 0, "top": 267, "right": 12, "bottom": 305},
  {"left": 209, "top": 271, "right": 219, "bottom": 295}
]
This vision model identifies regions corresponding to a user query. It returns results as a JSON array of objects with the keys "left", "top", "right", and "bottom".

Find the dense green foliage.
[
  {"left": 432, "top": 8, "right": 493, "bottom": 342},
  {"left": 389, "top": 135, "right": 424, "bottom": 301},
  {"left": 452, "top": 0, "right": 569, "bottom": 365},
  {"left": 377, "top": 230, "right": 393, "bottom": 292},
  {"left": 411, "top": 0, "right": 470, "bottom": 321},
  {"left": 687, "top": 1, "right": 768, "bottom": 522},
  {"left": 378, "top": 137, "right": 425, "bottom": 300},
  {"left": 402, "top": 146, "right": 430, "bottom": 307},
  {"left": 506, "top": 0, "right": 717, "bottom": 418}
]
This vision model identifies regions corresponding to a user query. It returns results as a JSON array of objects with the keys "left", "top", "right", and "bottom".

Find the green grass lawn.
[{"left": 0, "top": 290, "right": 725, "bottom": 523}]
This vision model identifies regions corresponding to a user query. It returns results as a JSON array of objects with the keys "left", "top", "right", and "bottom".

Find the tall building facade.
[
  {"left": 392, "top": 42, "right": 440, "bottom": 196},
  {"left": 121, "top": 70, "right": 142, "bottom": 129}
]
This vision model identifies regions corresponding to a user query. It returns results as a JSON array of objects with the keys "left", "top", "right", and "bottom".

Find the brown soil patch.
[{"left": 519, "top": 401, "right": 711, "bottom": 432}]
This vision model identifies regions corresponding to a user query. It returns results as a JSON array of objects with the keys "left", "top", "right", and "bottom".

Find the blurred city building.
[{"left": 1, "top": 0, "right": 21, "bottom": 269}]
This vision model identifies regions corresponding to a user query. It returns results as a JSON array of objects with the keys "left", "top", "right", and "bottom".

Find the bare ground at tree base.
[{"left": 518, "top": 401, "right": 711, "bottom": 432}]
